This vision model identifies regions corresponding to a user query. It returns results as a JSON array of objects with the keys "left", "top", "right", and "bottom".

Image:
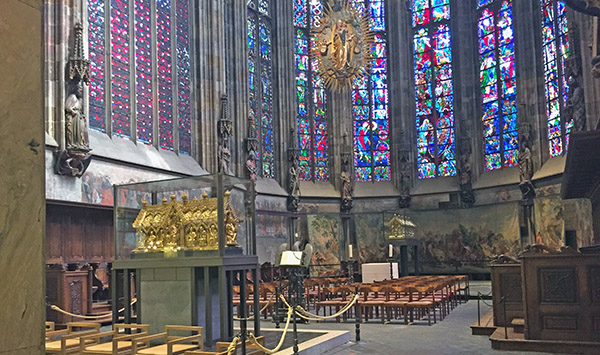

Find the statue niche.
[{"left": 55, "top": 23, "right": 92, "bottom": 177}]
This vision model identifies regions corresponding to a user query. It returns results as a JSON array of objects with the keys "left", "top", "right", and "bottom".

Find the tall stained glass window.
[
  {"left": 294, "top": 0, "right": 328, "bottom": 182},
  {"left": 478, "top": 0, "right": 518, "bottom": 171},
  {"left": 412, "top": 0, "right": 456, "bottom": 179},
  {"left": 111, "top": 0, "right": 131, "bottom": 138},
  {"left": 135, "top": 0, "right": 152, "bottom": 144},
  {"left": 248, "top": 0, "right": 274, "bottom": 178},
  {"left": 540, "top": 0, "right": 571, "bottom": 156},
  {"left": 88, "top": 0, "right": 106, "bottom": 132},
  {"left": 88, "top": 0, "right": 192, "bottom": 154},
  {"left": 177, "top": 0, "right": 192, "bottom": 154},
  {"left": 351, "top": 0, "right": 390, "bottom": 182}
]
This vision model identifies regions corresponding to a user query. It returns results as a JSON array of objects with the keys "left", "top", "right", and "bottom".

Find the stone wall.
[{"left": 0, "top": 0, "right": 45, "bottom": 353}]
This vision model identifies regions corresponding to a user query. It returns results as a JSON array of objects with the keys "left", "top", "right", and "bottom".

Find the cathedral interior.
[{"left": 2, "top": 0, "right": 600, "bottom": 354}]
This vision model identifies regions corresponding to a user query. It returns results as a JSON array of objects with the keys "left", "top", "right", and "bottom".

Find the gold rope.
[
  {"left": 280, "top": 294, "right": 359, "bottom": 321},
  {"left": 245, "top": 307, "right": 293, "bottom": 354},
  {"left": 232, "top": 292, "right": 276, "bottom": 321},
  {"left": 49, "top": 298, "right": 137, "bottom": 319},
  {"left": 225, "top": 335, "right": 240, "bottom": 355}
]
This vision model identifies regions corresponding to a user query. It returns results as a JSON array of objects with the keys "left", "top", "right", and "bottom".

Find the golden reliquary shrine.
[{"left": 132, "top": 190, "right": 241, "bottom": 253}]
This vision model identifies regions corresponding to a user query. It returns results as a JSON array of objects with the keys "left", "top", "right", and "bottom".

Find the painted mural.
[
  {"left": 355, "top": 202, "right": 521, "bottom": 274},
  {"left": 308, "top": 214, "right": 341, "bottom": 276},
  {"left": 534, "top": 196, "right": 564, "bottom": 250},
  {"left": 355, "top": 213, "right": 387, "bottom": 263}
]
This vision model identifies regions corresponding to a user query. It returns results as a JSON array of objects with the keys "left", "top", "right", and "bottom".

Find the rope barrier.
[
  {"left": 225, "top": 335, "right": 240, "bottom": 355},
  {"left": 232, "top": 292, "right": 276, "bottom": 321},
  {"left": 49, "top": 298, "right": 137, "bottom": 319},
  {"left": 279, "top": 294, "right": 360, "bottom": 321},
  {"left": 246, "top": 307, "right": 294, "bottom": 354}
]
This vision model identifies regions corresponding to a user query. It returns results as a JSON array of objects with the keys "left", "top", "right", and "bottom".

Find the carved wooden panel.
[
  {"left": 46, "top": 204, "right": 114, "bottom": 263},
  {"left": 542, "top": 315, "right": 578, "bottom": 330},
  {"left": 539, "top": 268, "right": 577, "bottom": 303},
  {"left": 501, "top": 273, "right": 522, "bottom": 303},
  {"left": 69, "top": 280, "right": 82, "bottom": 314},
  {"left": 590, "top": 266, "right": 600, "bottom": 303},
  {"left": 523, "top": 253, "right": 600, "bottom": 342}
]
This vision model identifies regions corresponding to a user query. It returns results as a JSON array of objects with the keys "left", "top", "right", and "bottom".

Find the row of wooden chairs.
[
  {"left": 314, "top": 275, "right": 469, "bottom": 325},
  {"left": 45, "top": 322, "right": 264, "bottom": 355}
]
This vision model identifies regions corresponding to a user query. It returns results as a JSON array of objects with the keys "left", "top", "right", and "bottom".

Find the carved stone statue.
[
  {"left": 398, "top": 160, "right": 411, "bottom": 209},
  {"left": 518, "top": 145, "right": 533, "bottom": 184},
  {"left": 218, "top": 143, "right": 231, "bottom": 175},
  {"left": 340, "top": 169, "right": 353, "bottom": 212},
  {"left": 245, "top": 152, "right": 258, "bottom": 181},
  {"left": 287, "top": 161, "right": 300, "bottom": 211},
  {"left": 518, "top": 144, "right": 535, "bottom": 200},
  {"left": 566, "top": 72, "right": 586, "bottom": 132},
  {"left": 459, "top": 154, "right": 475, "bottom": 207},
  {"left": 65, "top": 83, "right": 87, "bottom": 149}
]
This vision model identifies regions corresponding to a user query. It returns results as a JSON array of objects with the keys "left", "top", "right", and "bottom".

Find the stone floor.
[{"left": 257, "top": 281, "right": 559, "bottom": 355}]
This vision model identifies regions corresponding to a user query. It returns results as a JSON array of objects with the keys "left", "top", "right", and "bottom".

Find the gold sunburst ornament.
[{"left": 312, "top": 2, "right": 374, "bottom": 91}]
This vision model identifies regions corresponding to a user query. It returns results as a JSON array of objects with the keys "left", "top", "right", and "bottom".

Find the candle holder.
[{"left": 387, "top": 258, "right": 394, "bottom": 280}]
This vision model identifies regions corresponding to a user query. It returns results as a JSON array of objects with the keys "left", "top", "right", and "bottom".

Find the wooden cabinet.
[
  {"left": 491, "top": 263, "right": 523, "bottom": 327},
  {"left": 522, "top": 252, "right": 600, "bottom": 342},
  {"left": 46, "top": 267, "right": 92, "bottom": 324}
]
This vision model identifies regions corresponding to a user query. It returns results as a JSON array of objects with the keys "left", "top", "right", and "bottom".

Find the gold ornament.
[
  {"left": 312, "top": 2, "right": 374, "bottom": 91},
  {"left": 132, "top": 190, "right": 241, "bottom": 253}
]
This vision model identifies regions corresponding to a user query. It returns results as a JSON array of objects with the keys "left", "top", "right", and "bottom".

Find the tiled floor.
[{"left": 261, "top": 281, "right": 557, "bottom": 355}]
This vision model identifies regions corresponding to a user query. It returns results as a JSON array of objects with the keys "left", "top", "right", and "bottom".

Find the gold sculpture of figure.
[{"left": 224, "top": 190, "right": 241, "bottom": 246}]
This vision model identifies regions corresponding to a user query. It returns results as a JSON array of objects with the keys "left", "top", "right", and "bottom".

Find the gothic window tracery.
[
  {"left": 294, "top": 0, "right": 329, "bottom": 182},
  {"left": 248, "top": 0, "right": 275, "bottom": 178},
  {"left": 351, "top": 0, "right": 390, "bottom": 182},
  {"left": 540, "top": 0, "right": 572, "bottom": 157},
  {"left": 412, "top": 0, "right": 456, "bottom": 179},
  {"left": 87, "top": 0, "right": 192, "bottom": 154},
  {"left": 478, "top": 0, "right": 518, "bottom": 171}
]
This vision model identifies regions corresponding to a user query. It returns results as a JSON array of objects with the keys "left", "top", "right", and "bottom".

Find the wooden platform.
[
  {"left": 490, "top": 327, "right": 600, "bottom": 354},
  {"left": 470, "top": 308, "right": 496, "bottom": 336}
]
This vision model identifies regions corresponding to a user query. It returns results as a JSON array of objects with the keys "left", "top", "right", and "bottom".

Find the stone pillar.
[
  {"left": 0, "top": 1, "right": 46, "bottom": 354},
  {"left": 196, "top": 0, "right": 227, "bottom": 172}
]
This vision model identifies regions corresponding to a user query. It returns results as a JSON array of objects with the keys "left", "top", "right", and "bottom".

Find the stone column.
[
  {"left": 0, "top": 1, "right": 46, "bottom": 353},
  {"left": 196, "top": 0, "right": 227, "bottom": 172}
]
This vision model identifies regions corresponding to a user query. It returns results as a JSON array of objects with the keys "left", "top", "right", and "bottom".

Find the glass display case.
[{"left": 113, "top": 173, "right": 256, "bottom": 261}]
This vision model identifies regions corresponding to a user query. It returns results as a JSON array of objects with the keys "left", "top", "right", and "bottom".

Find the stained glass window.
[
  {"left": 248, "top": 0, "right": 274, "bottom": 178},
  {"left": 351, "top": 0, "right": 390, "bottom": 182},
  {"left": 412, "top": 0, "right": 456, "bottom": 179},
  {"left": 88, "top": 0, "right": 192, "bottom": 154},
  {"left": 88, "top": 0, "right": 106, "bottom": 132},
  {"left": 478, "top": 0, "right": 518, "bottom": 171},
  {"left": 157, "top": 0, "right": 174, "bottom": 150},
  {"left": 177, "top": 0, "right": 192, "bottom": 154},
  {"left": 111, "top": 0, "right": 131, "bottom": 138},
  {"left": 295, "top": 0, "right": 328, "bottom": 182},
  {"left": 135, "top": 0, "right": 152, "bottom": 144},
  {"left": 540, "top": 0, "right": 571, "bottom": 157}
]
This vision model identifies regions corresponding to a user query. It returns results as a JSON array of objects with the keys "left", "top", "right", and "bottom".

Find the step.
[
  {"left": 510, "top": 318, "right": 524, "bottom": 334},
  {"left": 490, "top": 327, "right": 600, "bottom": 355},
  {"left": 470, "top": 308, "right": 496, "bottom": 336}
]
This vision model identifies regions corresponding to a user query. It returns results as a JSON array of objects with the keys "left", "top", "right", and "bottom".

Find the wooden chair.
[
  {"left": 406, "top": 286, "right": 438, "bottom": 326},
  {"left": 184, "top": 336, "right": 265, "bottom": 355},
  {"left": 46, "top": 321, "right": 56, "bottom": 331},
  {"left": 132, "top": 325, "right": 203, "bottom": 355},
  {"left": 79, "top": 323, "right": 150, "bottom": 354},
  {"left": 45, "top": 322, "right": 101, "bottom": 355}
]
